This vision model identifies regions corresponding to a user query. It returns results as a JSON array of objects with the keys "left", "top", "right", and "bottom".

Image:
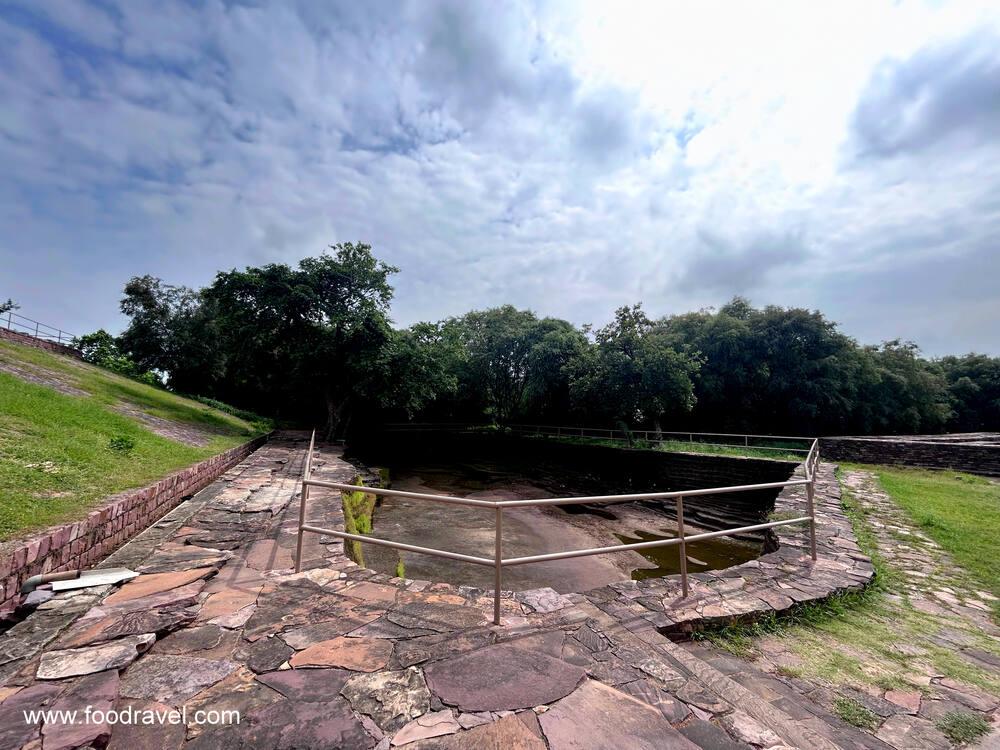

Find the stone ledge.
[
  {"left": 0, "top": 433, "right": 271, "bottom": 617},
  {"left": 0, "top": 327, "right": 82, "bottom": 359},
  {"left": 581, "top": 461, "right": 875, "bottom": 636}
]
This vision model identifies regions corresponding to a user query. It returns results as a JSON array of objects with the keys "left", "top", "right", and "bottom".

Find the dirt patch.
[
  {"left": 0, "top": 360, "right": 87, "bottom": 397},
  {"left": 113, "top": 402, "right": 216, "bottom": 447}
]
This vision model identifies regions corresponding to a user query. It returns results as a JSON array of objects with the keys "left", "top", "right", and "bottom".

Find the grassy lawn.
[
  {"left": 0, "top": 340, "right": 268, "bottom": 540},
  {"left": 697, "top": 464, "right": 1000, "bottom": 698},
  {"left": 871, "top": 466, "right": 999, "bottom": 602},
  {"left": 654, "top": 439, "right": 806, "bottom": 462},
  {"left": 521, "top": 433, "right": 806, "bottom": 461}
]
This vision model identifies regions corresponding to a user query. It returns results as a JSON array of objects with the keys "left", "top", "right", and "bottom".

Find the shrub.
[{"left": 108, "top": 435, "right": 136, "bottom": 454}]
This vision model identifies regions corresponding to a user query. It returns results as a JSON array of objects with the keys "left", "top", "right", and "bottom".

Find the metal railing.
[
  {"left": 2, "top": 311, "right": 75, "bottom": 345},
  {"left": 506, "top": 424, "right": 812, "bottom": 454},
  {"left": 381, "top": 422, "right": 812, "bottom": 455},
  {"left": 296, "top": 431, "right": 821, "bottom": 625}
]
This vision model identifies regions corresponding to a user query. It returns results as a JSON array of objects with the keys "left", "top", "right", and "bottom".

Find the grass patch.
[
  {"left": 935, "top": 711, "right": 990, "bottom": 745},
  {"left": 522, "top": 433, "right": 806, "bottom": 461},
  {"left": 869, "top": 466, "right": 1000, "bottom": 606},
  {"left": 697, "top": 463, "right": 1000, "bottom": 698},
  {"left": 655, "top": 440, "right": 805, "bottom": 461},
  {"left": 0, "top": 373, "right": 249, "bottom": 539},
  {"left": 833, "top": 697, "right": 880, "bottom": 730},
  {"left": 341, "top": 476, "right": 378, "bottom": 566},
  {"left": 0, "top": 340, "right": 268, "bottom": 437},
  {"left": 0, "top": 339, "right": 269, "bottom": 540}
]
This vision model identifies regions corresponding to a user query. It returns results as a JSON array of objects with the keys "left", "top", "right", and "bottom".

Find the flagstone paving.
[
  {"left": 0, "top": 433, "right": 947, "bottom": 748},
  {"left": 730, "top": 469, "right": 1000, "bottom": 749}
]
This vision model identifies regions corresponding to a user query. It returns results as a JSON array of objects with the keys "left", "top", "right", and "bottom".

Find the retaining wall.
[
  {"left": 820, "top": 437, "right": 1000, "bottom": 476},
  {"left": 0, "top": 433, "right": 270, "bottom": 615},
  {"left": 0, "top": 327, "right": 82, "bottom": 359}
]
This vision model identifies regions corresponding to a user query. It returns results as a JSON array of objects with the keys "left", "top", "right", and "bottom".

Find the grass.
[
  {"left": 0, "top": 340, "right": 268, "bottom": 540},
  {"left": 524, "top": 433, "right": 806, "bottom": 461},
  {"left": 935, "top": 711, "right": 990, "bottom": 745},
  {"left": 870, "top": 466, "right": 999, "bottom": 606},
  {"left": 833, "top": 697, "right": 880, "bottom": 730},
  {"left": 341, "top": 476, "right": 378, "bottom": 566},
  {"left": 694, "top": 465, "right": 1000, "bottom": 698}
]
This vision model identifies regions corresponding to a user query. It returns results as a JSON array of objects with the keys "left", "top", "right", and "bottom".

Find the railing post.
[
  {"left": 493, "top": 505, "right": 503, "bottom": 626},
  {"left": 295, "top": 430, "right": 316, "bottom": 573},
  {"left": 806, "top": 471, "right": 818, "bottom": 562},
  {"left": 744, "top": 435, "right": 749, "bottom": 447},
  {"left": 676, "top": 496, "right": 689, "bottom": 597}
]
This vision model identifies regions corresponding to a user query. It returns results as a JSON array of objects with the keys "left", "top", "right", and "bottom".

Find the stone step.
[{"left": 574, "top": 597, "right": 891, "bottom": 749}]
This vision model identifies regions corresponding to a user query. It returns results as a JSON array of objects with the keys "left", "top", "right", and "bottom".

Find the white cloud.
[{"left": 0, "top": 0, "right": 998, "bottom": 354}]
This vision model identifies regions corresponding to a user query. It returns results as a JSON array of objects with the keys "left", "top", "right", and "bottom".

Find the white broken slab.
[{"left": 37, "top": 634, "right": 155, "bottom": 679}]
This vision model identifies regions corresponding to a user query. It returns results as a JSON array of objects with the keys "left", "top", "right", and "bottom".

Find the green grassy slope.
[
  {"left": 0, "top": 339, "right": 268, "bottom": 540},
  {"left": 870, "top": 466, "right": 999, "bottom": 602}
]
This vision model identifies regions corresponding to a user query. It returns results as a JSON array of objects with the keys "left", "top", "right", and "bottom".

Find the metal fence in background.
[
  {"left": 2, "top": 310, "right": 76, "bottom": 345},
  {"left": 380, "top": 422, "right": 812, "bottom": 454},
  {"left": 295, "top": 430, "right": 821, "bottom": 625}
]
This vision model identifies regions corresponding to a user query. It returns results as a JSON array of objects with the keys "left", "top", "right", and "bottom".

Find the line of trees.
[{"left": 80, "top": 244, "right": 999, "bottom": 438}]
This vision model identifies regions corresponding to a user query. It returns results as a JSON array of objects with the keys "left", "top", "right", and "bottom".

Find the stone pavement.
[
  {"left": 0, "top": 433, "right": 887, "bottom": 749},
  {"left": 746, "top": 470, "right": 1000, "bottom": 749}
]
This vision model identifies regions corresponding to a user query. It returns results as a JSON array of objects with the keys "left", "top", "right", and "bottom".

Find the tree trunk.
[{"left": 652, "top": 417, "right": 663, "bottom": 442}]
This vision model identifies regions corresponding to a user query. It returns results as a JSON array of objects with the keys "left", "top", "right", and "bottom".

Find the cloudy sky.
[{"left": 1, "top": 0, "right": 999, "bottom": 355}]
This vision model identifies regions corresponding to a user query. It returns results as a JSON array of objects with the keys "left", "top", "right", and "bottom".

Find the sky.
[{"left": 1, "top": 0, "right": 999, "bottom": 356}]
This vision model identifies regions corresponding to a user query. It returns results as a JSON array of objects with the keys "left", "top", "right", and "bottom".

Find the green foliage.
[
  {"left": 569, "top": 305, "right": 699, "bottom": 429},
  {"left": 72, "top": 329, "right": 161, "bottom": 385},
  {"left": 940, "top": 353, "right": 1000, "bottom": 431},
  {"left": 0, "top": 298, "right": 19, "bottom": 315},
  {"left": 394, "top": 558, "right": 406, "bottom": 579},
  {"left": 108, "top": 241, "right": 998, "bottom": 436},
  {"left": 935, "top": 711, "right": 990, "bottom": 744},
  {"left": 833, "top": 697, "right": 880, "bottom": 730},
  {"left": 108, "top": 435, "right": 135, "bottom": 454},
  {"left": 341, "top": 476, "right": 377, "bottom": 565},
  {"left": 0, "top": 362, "right": 250, "bottom": 539},
  {"left": 873, "top": 467, "right": 1000, "bottom": 611}
]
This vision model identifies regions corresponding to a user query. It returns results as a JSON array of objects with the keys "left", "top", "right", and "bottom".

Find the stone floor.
[
  {"left": 744, "top": 469, "right": 1000, "bottom": 749},
  {"left": 0, "top": 434, "right": 917, "bottom": 749}
]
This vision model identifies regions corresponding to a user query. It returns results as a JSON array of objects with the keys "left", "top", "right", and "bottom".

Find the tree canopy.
[{"left": 101, "top": 246, "right": 997, "bottom": 437}]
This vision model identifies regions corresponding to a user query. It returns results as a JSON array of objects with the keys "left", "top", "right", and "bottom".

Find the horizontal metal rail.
[
  {"left": 302, "top": 477, "right": 810, "bottom": 508},
  {"left": 302, "top": 478, "right": 499, "bottom": 507},
  {"left": 501, "top": 516, "right": 813, "bottom": 566},
  {"left": 295, "top": 430, "right": 821, "bottom": 625},
  {"left": 301, "top": 524, "right": 495, "bottom": 566},
  {"left": 506, "top": 424, "right": 813, "bottom": 442},
  {"left": 3, "top": 311, "right": 75, "bottom": 344}
]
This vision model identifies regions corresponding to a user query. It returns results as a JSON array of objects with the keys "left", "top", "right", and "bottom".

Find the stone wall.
[
  {"left": 0, "top": 433, "right": 270, "bottom": 616},
  {"left": 0, "top": 327, "right": 82, "bottom": 359},
  {"left": 820, "top": 437, "right": 1000, "bottom": 477}
]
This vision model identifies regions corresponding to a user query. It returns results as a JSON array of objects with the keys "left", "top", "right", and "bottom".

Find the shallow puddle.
[{"left": 613, "top": 528, "right": 759, "bottom": 580}]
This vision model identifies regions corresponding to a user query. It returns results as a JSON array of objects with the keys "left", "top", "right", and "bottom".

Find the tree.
[
  {"left": 570, "top": 305, "right": 699, "bottom": 432},
  {"left": 857, "top": 341, "right": 951, "bottom": 433},
  {"left": 202, "top": 243, "right": 397, "bottom": 437},
  {"left": 939, "top": 354, "right": 1000, "bottom": 431},
  {"left": 0, "top": 299, "right": 18, "bottom": 316},
  {"left": 453, "top": 306, "right": 543, "bottom": 424}
]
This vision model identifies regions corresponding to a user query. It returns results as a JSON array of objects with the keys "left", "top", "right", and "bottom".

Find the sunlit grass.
[{"left": 0, "top": 340, "right": 268, "bottom": 539}]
